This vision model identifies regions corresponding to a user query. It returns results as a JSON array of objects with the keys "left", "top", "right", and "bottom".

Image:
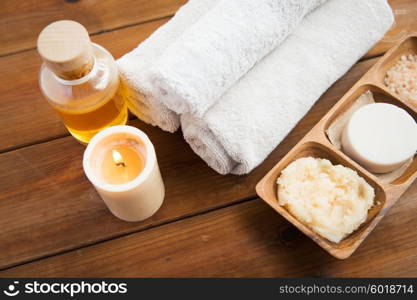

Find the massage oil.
[{"left": 37, "top": 20, "right": 128, "bottom": 144}]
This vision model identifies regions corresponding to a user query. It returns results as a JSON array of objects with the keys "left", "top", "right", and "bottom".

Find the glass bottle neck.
[{"left": 52, "top": 56, "right": 98, "bottom": 86}]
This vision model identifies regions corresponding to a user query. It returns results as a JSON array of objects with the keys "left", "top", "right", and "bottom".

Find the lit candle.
[{"left": 83, "top": 125, "right": 165, "bottom": 222}]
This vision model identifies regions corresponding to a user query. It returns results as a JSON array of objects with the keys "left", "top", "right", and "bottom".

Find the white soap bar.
[{"left": 342, "top": 103, "right": 417, "bottom": 173}]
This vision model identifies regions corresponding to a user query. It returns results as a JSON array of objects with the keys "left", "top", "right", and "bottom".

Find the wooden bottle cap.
[{"left": 37, "top": 20, "right": 93, "bottom": 79}]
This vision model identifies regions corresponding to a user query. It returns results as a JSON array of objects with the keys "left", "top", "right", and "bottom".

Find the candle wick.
[{"left": 116, "top": 162, "right": 126, "bottom": 167}]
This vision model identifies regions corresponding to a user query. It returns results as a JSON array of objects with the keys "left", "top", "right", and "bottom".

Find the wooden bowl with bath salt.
[{"left": 256, "top": 34, "right": 417, "bottom": 259}]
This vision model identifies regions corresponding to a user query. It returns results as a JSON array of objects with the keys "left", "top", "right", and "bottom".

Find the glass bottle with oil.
[{"left": 37, "top": 20, "right": 128, "bottom": 144}]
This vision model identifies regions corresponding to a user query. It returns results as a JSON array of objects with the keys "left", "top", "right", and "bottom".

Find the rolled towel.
[
  {"left": 150, "top": 0, "right": 327, "bottom": 117},
  {"left": 117, "top": 0, "right": 218, "bottom": 132},
  {"left": 182, "top": 0, "right": 394, "bottom": 175}
]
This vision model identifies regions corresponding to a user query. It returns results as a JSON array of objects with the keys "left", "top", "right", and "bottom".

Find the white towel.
[
  {"left": 117, "top": 0, "right": 218, "bottom": 132},
  {"left": 182, "top": 0, "right": 394, "bottom": 175},
  {"left": 150, "top": 0, "right": 327, "bottom": 117}
]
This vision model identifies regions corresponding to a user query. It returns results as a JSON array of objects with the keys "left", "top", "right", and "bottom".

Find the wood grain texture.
[
  {"left": 0, "top": 58, "right": 377, "bottom": 270},
  {"left": 0, "top": 0, "right": 412, "bottom": 56},
  {"left": 0, "top": 0, "right": 414, "bottom": 153},
  {"left": 2, "top": 183, "right": 415, "bottom": 278},
  {"left": 0, "top": 0, "right": 186, "bottom": 56}
]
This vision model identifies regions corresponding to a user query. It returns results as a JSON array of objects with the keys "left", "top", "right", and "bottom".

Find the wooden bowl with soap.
[{"left": 256, "top": 34, "right": 417, "bottom": 259}]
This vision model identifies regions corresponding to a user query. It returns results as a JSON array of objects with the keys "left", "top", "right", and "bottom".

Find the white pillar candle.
[{"left": 83, "top": 125, "right": 165, "bottom": 222}]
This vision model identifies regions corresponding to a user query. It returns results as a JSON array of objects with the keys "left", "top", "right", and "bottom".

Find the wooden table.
[{"left": 0, "top": 0, "right": 416, "bottom": 278}]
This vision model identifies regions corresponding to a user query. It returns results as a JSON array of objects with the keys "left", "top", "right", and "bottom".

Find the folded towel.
[
  {"left": 117, "top": 0, "right": 218, "bottom": 132},
  {"left": 150, "top": 0, "right": 327, "bottom": 117},
  {"left": 182, "top": 0, "right": 394, "bottom": 175}
]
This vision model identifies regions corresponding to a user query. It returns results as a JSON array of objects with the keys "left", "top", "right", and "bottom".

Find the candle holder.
[{"left": 83, "top": 125, "right": 165, "bottom": 222}]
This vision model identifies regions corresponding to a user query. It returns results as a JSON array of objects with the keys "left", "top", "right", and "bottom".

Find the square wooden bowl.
[{"left": 256, "top": 34, "right": 417, "bottom": 259}]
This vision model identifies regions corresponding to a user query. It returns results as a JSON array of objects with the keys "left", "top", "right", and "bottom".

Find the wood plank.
[
  {"left": 0, "top": 0, "right": 186, "bottom": 56},
  {"left": 2, "top": 183, "right": 416, "bottom": 277},
  {"left": 0, "top": 58, "right": 378, "bottom": 269},
  {"left": 0, "top": 0, "right": 415, "bottom": 152},
  {"left": 0, "top": 0, "right": 413, "bottom": 57}
]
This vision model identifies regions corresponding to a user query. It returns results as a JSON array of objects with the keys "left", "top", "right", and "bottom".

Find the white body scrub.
[{"left": 277, "top": 157, "right": 375, "bottom": 243}]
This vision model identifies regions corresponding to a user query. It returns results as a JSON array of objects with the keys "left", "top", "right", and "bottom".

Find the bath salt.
[{"left": 384, "top": 54, "right": 417, "bottom": 103}]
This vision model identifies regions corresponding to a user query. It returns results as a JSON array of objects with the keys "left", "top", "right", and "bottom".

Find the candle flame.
[{"left": 112, "top": 150, "right": 125, "bottom": 166}]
